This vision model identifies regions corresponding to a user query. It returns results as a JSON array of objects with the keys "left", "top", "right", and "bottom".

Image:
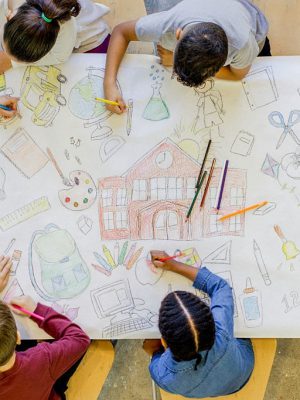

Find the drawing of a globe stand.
[{"left": 68, "top": 68, "right": 125, "bottom": 162}]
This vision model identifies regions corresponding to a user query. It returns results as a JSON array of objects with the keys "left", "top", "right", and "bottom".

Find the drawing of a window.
[
  {"left": 151, "top": 178, "right": 167, "bottom": 200},
  {"left": 104, "top": 211, "right": 114, "bottom": 230},
  {"left": 187, "top": 178, "right": 197, "bottom": 199},
  {"left": 210, "top": 214, "right": 222, "bottom": 233},
  {"left": 154, "top": 210, "right": 180, "bottom": 240},
  {"left": 102, "top": 189, "right": 113, "bottom": 207},
  {"left": 116, "top": 211, "right": 128, "bottom": 229},
  {"left": 230, "top": 187, "right": 245, "bottom": 206},
  {"left": 229, "top": 215, "right": 241, "bottom": 232},
  {"left": 116, "top": 188, "right": 127, "bottom": 206},
  {"left": 209, "top": 187, "right": 217, "bottom": 208},
  {"left": 132, "top": 180, "right": 147, "bottom": 201},
  {"left": 167, "top": 177, "right": 183, "bottom": 200}
]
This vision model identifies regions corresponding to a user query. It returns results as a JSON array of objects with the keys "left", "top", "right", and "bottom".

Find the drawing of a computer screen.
[{"left": 91, "top": 280, "right": 134, "bottom": 318}]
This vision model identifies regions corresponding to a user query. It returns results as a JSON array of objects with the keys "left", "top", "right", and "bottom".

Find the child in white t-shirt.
[{"left": 0, "top": 0, "right": 110, "bottom": 72}]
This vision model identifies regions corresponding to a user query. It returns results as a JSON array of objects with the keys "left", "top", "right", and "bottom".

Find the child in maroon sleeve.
[{"left": 0, "top": 294, "right": 90, "bottom": 400}]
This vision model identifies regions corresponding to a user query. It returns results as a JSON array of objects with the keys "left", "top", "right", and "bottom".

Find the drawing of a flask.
[
  {"left": 239, "top": 277, "right": 262, "bottom": 328},
  {"left": 143, "top": 83, "right": 170, "bottom": 121},
  {"left": 274, "top": 225, "right": 300, "bottom": 260}
]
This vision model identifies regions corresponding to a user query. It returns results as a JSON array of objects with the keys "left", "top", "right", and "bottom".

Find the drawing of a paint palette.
[{"left": 58, "top": 170, "right": 97, "bottom": 211}]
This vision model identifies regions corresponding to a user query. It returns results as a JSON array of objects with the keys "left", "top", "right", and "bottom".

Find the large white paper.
[{"left": 1, "top": 54, "right": 300, "bottom": 338}]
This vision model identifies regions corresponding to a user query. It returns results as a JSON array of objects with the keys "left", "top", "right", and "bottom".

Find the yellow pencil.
[
  {"left": 218, "top": 201, "right": 268, "bottom": 222},
  {"left": 95, "top": 97, "right": 122, "bottom": 107}
]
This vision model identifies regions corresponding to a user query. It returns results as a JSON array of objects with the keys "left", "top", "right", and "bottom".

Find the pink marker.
[{"left": 12, "top": 304, "right": 45, "bottom": 322}]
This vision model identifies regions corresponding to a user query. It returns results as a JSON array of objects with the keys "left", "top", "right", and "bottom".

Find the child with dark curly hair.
[
  {"left": 142, "top": 250, "right": 254, "bottom": 398},
  {"left": 104, "top": 0, "right": 269, "bottom": 114}
]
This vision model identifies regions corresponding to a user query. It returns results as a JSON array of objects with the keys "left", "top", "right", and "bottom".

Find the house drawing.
[{"left": 98, "top": 139, "right": 247, "bottom": 240}]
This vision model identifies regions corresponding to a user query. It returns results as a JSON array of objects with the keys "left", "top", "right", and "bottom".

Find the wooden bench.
[
  {"left": 66, "top": 340, "right": 115, "bottom": 400},
  {"left": 160, "top": 339, "right": 277, "bottom": 400}
]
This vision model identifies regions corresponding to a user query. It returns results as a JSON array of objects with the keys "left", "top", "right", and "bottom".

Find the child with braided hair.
[
  {"left": 143, "top": 250, "right": 254, "bottom": 398},
  {"left": 0, "top": 0, "right": 110, "bottom": 72}
]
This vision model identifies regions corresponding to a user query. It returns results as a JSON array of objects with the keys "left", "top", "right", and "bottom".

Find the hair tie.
[{"left": 41, "top": 12, "right": 52, "bottom": 23}]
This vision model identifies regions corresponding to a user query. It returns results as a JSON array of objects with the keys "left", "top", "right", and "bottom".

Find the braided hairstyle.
[
  {"left": 159, "top": 291, "right": 215, "bottom": 370},
  {"left": 4, "top": 0, "right": 81, "bottom": 63}
]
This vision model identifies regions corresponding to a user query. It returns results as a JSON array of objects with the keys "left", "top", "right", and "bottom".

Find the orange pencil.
[
  {"left": 218, "top": 201, "right": 268, "bottom": 222},
  {"left": 200, "top": 158, "right": 216, "bottom": 209}
]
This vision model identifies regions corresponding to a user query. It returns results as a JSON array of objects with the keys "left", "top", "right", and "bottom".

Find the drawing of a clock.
[{"left": 155, "top": 150, "right": 173, "bottom": 169}]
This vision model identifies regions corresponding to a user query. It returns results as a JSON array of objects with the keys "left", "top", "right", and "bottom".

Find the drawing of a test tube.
[
  {"left": 253, "top": 240, "right": 271, "bottom": 286},
  {"left": 126, "top": 98, "right": 133, "bottom": 136}
]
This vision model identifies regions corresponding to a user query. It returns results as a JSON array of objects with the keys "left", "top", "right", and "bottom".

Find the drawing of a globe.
[{"left": 68, "top": 74, "right": 106, "bottom": 120}]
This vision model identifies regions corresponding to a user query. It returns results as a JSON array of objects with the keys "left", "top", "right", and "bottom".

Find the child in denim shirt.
[{"left": 144, "top": 250, "right": 254, "bottom": 398}]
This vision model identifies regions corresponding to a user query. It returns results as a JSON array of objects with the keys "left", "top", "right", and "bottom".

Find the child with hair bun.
[
  {"left": 143, "top": 250, "right": 254, "bottom": 398},
  {"left": 0, "top": 0, "right": 110, "bottom": 71}
]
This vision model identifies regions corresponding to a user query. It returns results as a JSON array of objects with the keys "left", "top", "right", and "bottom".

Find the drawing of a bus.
[{"left": 21, "top": 66, "right": 67, "bottom": 127}]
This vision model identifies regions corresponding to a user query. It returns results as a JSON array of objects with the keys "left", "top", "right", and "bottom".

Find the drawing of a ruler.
[{"left": 0, "top": 197, "right": 51, "bottom": 231}]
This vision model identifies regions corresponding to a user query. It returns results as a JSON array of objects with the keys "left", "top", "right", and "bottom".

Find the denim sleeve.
[
  {"left": 193, "top": 267, "right": 234, "bottom": 337},
  {"left": 149, "top": 351, "right": 165, "bottom": 383}
]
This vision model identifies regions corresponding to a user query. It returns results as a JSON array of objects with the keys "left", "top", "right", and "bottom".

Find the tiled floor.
[{"left": 99, "top": 1, "right": 300, "bottom": 399}]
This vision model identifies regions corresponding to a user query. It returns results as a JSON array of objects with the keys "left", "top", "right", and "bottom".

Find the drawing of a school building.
[{"left": 98, "top": 139, "right": 247, "bottom": 240}]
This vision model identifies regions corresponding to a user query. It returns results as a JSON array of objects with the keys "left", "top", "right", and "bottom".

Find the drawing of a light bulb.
[
  {"left": 0, "top": 168, "right": 6, "bottom": 200},
  {"left": 274, "top": 225, "right": 300, "bottom": 260}
]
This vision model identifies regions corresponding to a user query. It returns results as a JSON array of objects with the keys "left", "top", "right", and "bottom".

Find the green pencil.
[
  {"left": 186, "top": 171, "right": 207, "bottom": 221},
  {"left": 118, "top": 241, "right": 129, "bottom": 265}
]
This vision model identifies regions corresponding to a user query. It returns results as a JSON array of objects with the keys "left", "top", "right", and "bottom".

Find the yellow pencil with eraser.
[{"left": 95, "top": 97, "right": 126, "bottom": 107}]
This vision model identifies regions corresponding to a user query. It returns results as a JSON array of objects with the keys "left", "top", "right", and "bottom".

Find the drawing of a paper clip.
[{"left": 268, "top": 110, "right": 300, "bottom": 149}]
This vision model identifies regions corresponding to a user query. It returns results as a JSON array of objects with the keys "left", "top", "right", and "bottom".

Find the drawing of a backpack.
[{"left": 29, "top": 224, "right": 90, "bottom": 300}]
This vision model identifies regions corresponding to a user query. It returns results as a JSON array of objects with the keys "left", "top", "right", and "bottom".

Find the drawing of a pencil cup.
[
  {"left": 29, "top": 224, "right": 91, "bottom": 300},
  {"left": 239, "top": 277, "right": 262, "bottom": 328},
  {"left": 143, "top": 83, "right": 170, "bottom": 121},
  {"left": 274, "top": 225, "right": 300, "bottom": 260}
]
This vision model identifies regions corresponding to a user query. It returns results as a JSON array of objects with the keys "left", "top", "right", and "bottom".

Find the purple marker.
[{"left": 216, "top": 160, "right": 229, "bottom": 210}]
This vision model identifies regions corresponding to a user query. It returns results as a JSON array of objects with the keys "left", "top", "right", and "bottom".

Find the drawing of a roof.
[{"left": 121, "top": 138, "right": 201, "bottom": 178}]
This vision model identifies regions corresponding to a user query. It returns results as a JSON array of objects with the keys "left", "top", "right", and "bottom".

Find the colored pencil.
[
  {"left": 186, "top": 171, "right": 207, "bottom": 221},
  {"left": 0, "top": 104, "right": 12, "bottom": 111},
  {"left": 95, "top": 97, "right": 124, "bottom": 107},
  {"left": 126, "top": 246, "right": 144, "bottom": 270},
  {"left": 215, "top": 160, "right": 229, "bottom": 210},
  {"left": 158, "top": 252, "right": 186, "bottom": 262},
  {"left": 118, "top": 241, "right": 129, "bottom": 265},
  {"left": 102, "top": 245, "right": 117, "bottom": 268},
  {"left": 200, "top": 158, "right": 216, "bottom": 209},
  {"left": 196, "top": 140, "right": 211, "bottom": 188},
  {"left": 92, "top": 263, "right": 112, "bottom": 276},
  {"left": 124, "top": 243, "right": 137, "bottom": 266},
  {"left": 218, "top": 201, "right": 268, "bottom": 222},
  {"left": 93, "top": 252, "right": 112, "bottom": 272},
  {"left": 114, "top": 242, "right": 120, "bottom": 266},
  {"left": 12, "top": 304, "right": 45, "bottom": 321}
]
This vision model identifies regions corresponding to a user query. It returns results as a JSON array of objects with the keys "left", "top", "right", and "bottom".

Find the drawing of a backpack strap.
[{"left": 28, "top": 223, "right": 60, "bottom": 301}]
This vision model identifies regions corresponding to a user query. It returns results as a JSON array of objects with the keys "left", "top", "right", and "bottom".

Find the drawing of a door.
[{"left": 154, "top": 209, "right": 181, "bottom": 240}]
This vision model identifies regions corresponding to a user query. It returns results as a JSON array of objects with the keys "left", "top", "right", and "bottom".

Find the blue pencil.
[
  {"left": 0, "top": 104, "right": 11, "bottom": 112},
  {"left": 93, "top": 252, "right": 112, "bottom": 272}
]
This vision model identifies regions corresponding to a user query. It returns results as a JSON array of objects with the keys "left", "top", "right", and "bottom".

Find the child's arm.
[
  {"left": 104, "top": 20, "right": 138, "bottom": 114},
  {"left": 10, "top": 296, "right": 90, "bottom": 380},
  {"left": 215, "top": 65, "right": 251, "bottom": 81},
  {"left": 151, "top": 251, "right": 234, "bottom": 337}
]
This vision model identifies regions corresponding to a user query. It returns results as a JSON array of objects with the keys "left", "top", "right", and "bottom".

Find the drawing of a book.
[{"left": 1, "top": 128, "right": 48, "bottom": 178}]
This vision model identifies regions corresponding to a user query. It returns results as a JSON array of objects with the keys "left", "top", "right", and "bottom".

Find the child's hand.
[
  {"left": 142, "top": 339, "right": 163, "bottom": 356},
  {"left": 10, "top": 295, "right": 37, "bottom": 315},
  {"left": 157, "top": 45, "right": 174, "bottom": 67},
  {"left": 150, "top": 250, "right": 175, "bottom": 271},
  {"left": 0, "top": 255, "right": 12, "bottom": 292},
  {"left": 103, "top": 83, "right": 126, "bottom": 114},
  {"left": 0, "top": 95, "right": 20, "bottom": 119}
]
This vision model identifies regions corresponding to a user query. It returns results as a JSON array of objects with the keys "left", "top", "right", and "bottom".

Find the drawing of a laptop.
[{"left": 91, "top": 280, "right": 152, "bottom": 338}]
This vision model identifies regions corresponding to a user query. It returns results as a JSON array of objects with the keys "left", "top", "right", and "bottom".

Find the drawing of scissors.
[{"left": 268, "top": 110, "right": 300, "bottom": 149}]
